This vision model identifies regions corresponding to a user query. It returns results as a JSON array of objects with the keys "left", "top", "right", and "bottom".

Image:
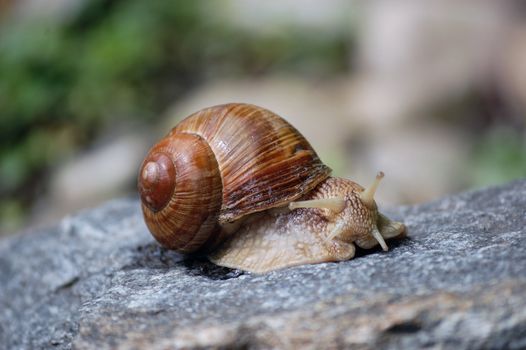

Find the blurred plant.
[
  {"left": 471, "top": 127, "right": 526, "bottom": 188},
  {"left": 0, "top": 0, "right": 349, "bottom": 233}
]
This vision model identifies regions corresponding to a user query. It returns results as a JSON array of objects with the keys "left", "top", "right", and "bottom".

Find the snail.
[{"left": 138, "top": 103, "right": 406, "bottom": 273}]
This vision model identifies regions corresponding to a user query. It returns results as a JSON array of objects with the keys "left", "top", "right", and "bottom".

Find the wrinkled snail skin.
[{"left": 138, "top": 103, "right": 406, "bottom": 272}]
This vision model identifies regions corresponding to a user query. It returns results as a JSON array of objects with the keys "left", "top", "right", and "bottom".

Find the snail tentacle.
[{"left": 359, "top": 171, "right": 384, "bottom": 209}]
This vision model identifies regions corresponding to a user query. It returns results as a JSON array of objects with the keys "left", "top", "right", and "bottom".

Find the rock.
[{"left": 1, "top": 179, "right": 526, "bottom": 349}]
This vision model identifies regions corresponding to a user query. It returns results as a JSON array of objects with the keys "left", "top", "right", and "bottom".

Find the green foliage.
[{"left": 471, "top": 127, "right": 526, "bottom": 187}]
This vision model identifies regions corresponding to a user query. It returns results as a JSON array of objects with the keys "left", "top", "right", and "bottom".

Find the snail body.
[{"left": 139, "top": 103, "right": 405, "bottom": 273}]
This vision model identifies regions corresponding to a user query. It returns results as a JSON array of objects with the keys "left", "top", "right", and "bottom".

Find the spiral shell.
[{"left": 138, "top": 103, "right": 331, "bottom": 253}]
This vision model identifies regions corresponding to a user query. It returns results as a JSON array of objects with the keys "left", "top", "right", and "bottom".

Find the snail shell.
[
  {"left": 138, "top": 103, "right": 330, "bottom": 253},
  {"left": 139, "top": 103, "right": 406, "bottom": 272}
]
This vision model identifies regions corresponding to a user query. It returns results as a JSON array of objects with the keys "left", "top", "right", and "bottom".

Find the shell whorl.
[
  {"left": 138, "top": 133, "right": 223, "bottom": 253},
  {"left": 139, "top": 103, "right": 331, "bottom": 253}
]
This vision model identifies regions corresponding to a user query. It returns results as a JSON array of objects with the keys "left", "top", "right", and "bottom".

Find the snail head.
[{"left": 289, "top": 173, "right": 405, "bottom": 251}]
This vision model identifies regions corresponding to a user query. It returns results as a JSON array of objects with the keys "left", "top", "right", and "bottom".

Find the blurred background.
[{"left": 0, "top": 0, "right": 525, "bottom": 236}]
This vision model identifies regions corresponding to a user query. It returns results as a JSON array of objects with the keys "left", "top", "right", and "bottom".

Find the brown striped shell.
[{"left": 138, "top": 103, "right": 331, "bottom": 253}]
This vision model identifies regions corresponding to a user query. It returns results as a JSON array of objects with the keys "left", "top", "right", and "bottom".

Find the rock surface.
[{"left": 1, "top": 179, "right": 526, "bottom": 349}]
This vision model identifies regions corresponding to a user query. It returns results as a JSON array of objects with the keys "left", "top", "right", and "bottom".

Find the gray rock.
[{"left": 1, "top": 179, "right": 526, "bottom": 349}]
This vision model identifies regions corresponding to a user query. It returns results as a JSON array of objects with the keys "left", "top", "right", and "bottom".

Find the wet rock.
[{"left": 1, "top": 179, "right": 525, "bottom": 349}]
